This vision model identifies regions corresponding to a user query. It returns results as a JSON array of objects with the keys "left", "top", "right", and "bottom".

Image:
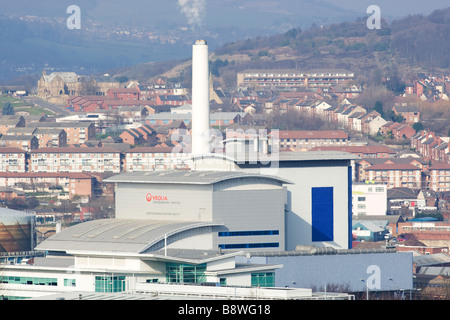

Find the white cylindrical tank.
[{"left": 192, "top": 40, "right": 210, "bottom": 156}]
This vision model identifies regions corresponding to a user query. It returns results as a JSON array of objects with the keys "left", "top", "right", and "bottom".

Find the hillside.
[{"left": 114, "top": 7, "right": 450, "bottom": 89}]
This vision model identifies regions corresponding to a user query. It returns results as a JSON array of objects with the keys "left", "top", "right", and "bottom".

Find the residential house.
[
  {"left": 0, "top": 172, "right": 95, "bottom": 200},
  {"left": 119, "top": 129, "right": 145, "bottom": 145},
  {"left": 0, "top": 186, "right": 26, "bottom": 202},
  {"left": 33, "top": 129, "right": 67, "bottom": 148},
  {"left": 106, "top": 88, "right": 140, "bottom": 101},
  {"left": 0, "top": 116, "right": 26, "bottom": 135},
  {"left": 392, "top": 105, "right": 420, "bottom": 124},
  {"left": 27, "top": 122, "right": 95, "bottom": 145},
  {"left": 155, "top": 95, "right": 191, "bottom": 106},
  {"left": 0, "top": 135, "right": 39, "bottom": 152},
  {"left": 352, "top": 220, "right": 389, "bottom": 242}
]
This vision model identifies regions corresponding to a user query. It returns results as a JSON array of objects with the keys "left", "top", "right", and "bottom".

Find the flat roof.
[{"left": 104, "top": 170, "right": 291, "bottom": 185}]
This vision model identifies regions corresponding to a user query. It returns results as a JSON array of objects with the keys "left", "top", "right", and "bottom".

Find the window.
[
  {"left": 218, "top": 243, "right": 279, "bottom": 249},
  {"left": 95, "top": 276, "right": 126, "bottom": 293},
  {"left": 218, "top": 230, "right": 279, "bottom": 237},
  {"left": 64, "top": 279, "right": 76, "bottom": 287},
  {"left": 311, "top": 187, "right": 334, "bottom": 242},
  {"left": 1, "top": 276, "right": 57, "bottom": 286},
  {"left": 251, "top": 272, "right": 275, "bottom": 287},
  {"left": 166, "top": 263, "right": 206, "bottom": 284},
  {"left": 358, "top": 197, "right": 366, "bottom": 201}
]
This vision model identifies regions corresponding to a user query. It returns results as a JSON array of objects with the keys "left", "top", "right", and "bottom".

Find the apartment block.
[
  {"left": 278, "top": 130, "right": 349, "bottom": 151},
  {"left": 0, "top": 147, "right": 28, "bottom": 172},
  {"left": 427, "top": 162, "right": 450, "bottom": 192},
  {"left": 123, "top": 147, "right": 190, "bottom": 171},
  {"left": 27, "top": 122, "right": 95, "bottom": 145},
  {"left": 365, "top": 163, "right": 422, "bottom": 189},
  {"left": 29, "top": 147, "right": 122, "bottom": 173},
  {"left": 237, "top": 69, "right": 354, "bottom": 89}
]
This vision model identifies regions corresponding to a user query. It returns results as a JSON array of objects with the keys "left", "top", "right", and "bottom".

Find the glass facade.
[
  {"left": 95, "top": 276, "right": 126, "bottom": 293},
  {"left": 251, "top": 272, "right": 275, "bottom": 287},
  {"left": 0, "top": 276, "right": 57, "bottom": 286},
  {"left": 166, "top": 263, "right": 206, "bottom": 284}
]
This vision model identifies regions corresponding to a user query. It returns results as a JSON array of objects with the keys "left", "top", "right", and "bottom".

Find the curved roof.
[
  {"left": 0, "top": 207, "right": 35, "bottom": 224},
  {"left": 35, "top": 218, "right": 223, "bottom": 254},
  {"left": 104, "top": 170, "right": 291, "bottom": 185}
]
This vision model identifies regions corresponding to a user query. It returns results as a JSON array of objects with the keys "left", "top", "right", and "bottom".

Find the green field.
[{"left": 0, "top": 95, "right": 56, "bottom": 116}]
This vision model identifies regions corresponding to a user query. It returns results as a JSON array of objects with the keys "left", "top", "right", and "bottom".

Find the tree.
[
  {"left": 412, "top": 122, "right": 424, "bottom": 132},
  {"left": 373, "top": 100, "right": 384, "bottom": 117},
  {"left": 2, "top": 102, "right": 14, "bottom": 115}
]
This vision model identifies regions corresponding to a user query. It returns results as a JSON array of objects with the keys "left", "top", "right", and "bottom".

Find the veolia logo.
[{"left": 146, "top": 193, "right": 168, "bottom": 202}]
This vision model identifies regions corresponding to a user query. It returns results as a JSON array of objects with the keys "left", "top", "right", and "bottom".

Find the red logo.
[{"left": 146, "top": 193, "right": 168, "bottom": 202}]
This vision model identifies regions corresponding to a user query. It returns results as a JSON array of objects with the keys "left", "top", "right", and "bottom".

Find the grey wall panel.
[
  {"left": 241, "top": 252, "right": 413, "bottom": 292},
  {"left": 212, "top": 189, "right": 286, "bottom": 251},
  {"left": 115, "top": 183, "right": 213, "bottom": 222}
]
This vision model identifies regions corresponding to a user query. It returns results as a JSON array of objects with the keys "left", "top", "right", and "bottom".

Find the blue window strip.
[
  {"left": 218, "top": 243, "right": 279, "bottom": 249},
  {"left": 218, "top": 230, "right": 279, "bottom": 237}
]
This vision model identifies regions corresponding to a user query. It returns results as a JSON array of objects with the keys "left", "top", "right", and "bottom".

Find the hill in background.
[{"left": 112, "top": 7, "right": 450, "bottom": 90}]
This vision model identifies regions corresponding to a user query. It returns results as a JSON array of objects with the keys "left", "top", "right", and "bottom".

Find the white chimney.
[{"left": 192, "top": 40, "right": 210, "bottom": 156}]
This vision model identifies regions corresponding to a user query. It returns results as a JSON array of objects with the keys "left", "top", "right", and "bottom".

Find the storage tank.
[{"left": 0, "top": 208, "right": 35, "bottom": 253}]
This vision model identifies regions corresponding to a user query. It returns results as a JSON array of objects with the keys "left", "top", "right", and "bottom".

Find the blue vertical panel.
[
  {"left": 348, "top": 166, "right": 353, "bottom": 249},
  {"left": 311, "top": 187, "right": 334, "bottom": 241}
]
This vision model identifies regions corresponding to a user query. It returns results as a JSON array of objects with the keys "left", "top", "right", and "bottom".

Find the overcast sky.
[{"left": 322, "top": 0, "right": 450, "bottom": 19}]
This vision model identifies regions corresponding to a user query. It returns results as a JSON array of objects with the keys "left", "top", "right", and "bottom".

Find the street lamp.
[{"left": 361, "top": 279, "right": 369, "bottom": 300}]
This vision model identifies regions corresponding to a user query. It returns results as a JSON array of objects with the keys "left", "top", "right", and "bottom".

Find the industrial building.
[{"left": 0, "top": 40, "right": 414, "bottom": 300}]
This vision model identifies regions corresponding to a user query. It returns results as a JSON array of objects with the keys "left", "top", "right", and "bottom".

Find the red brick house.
[{"left": 107, "top": 88, "right": 140, "bottom": 101}]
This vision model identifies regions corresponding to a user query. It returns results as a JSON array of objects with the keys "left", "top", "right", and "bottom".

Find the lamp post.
[{"left": 361, "top": 279, "right": 369, "bottom": 300}]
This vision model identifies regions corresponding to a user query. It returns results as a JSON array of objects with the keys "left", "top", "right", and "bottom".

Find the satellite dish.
[{"left": 246, "top": 253, "right": 251, "bottom": 259}]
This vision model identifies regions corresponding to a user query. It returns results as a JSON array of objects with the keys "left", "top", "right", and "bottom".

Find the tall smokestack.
[{"left": 192, "top": 39, "right": 210, "bottom": 156}]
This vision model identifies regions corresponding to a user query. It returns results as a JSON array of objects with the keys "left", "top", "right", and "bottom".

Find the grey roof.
[
  {"left": 352, "top": 220, "right": 386, "bottom": 233},
  {"left": 42, "top": 72, "right": 79, "bottom": 83},
  {"left": 27, "top": 122, "right": 93, "bottom": 128},
  {"left": 276, "top": 151, "right": 358, "bottom": 161},
  {"left": 35, "top": 218, "right": 223, "bottom": 254},
  {"left": 104, "top": 170, "right": 291, "bottom": 185},
  {"left": 413, "top": 253, "right": 450, "bottom": 267}
]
